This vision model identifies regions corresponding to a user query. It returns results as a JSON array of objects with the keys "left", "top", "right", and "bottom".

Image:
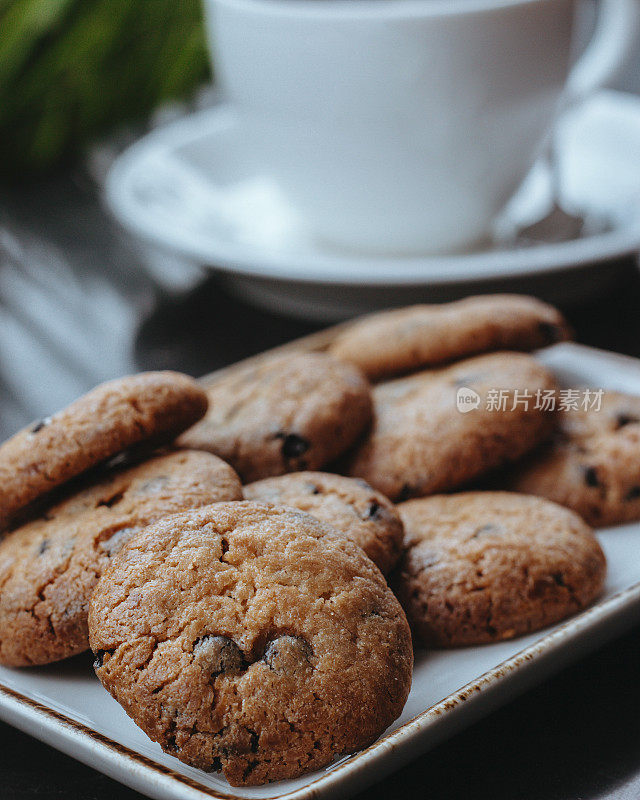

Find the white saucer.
[{"left": 106, "top": 90, "right": 640, "bottom": 319}]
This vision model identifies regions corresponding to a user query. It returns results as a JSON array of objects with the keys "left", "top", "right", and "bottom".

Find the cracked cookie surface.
[
  {"left": 329, "top": 294, "right": 571, "bottom": 380},
  {"left": 395, "top": 492, "right": 606, "bottom": 647},
  {"left": 244, "top": 472, "right": 403, "bottom": 574},
  {"left": 0, "top": 371, "right": 208, "bottom": 528},
  {"left": 88, "top": 502, "right": 413, "bottom": 786},
  {"left": 509, "top": 391, "right": 640, "bottom": 527},
  {"left": 0, "top": 450, "right": 241, "bottom": 666},
  {"left": 347, "top": 352, "right": 557, "bottom": 501},
  {"left": 177, "top": 353, "right": 372, "bottom": 483}
]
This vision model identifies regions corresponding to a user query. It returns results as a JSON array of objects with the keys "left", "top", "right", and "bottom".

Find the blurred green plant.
[{"left": 0, "top": 0, "right": 210, "bottom": 178}]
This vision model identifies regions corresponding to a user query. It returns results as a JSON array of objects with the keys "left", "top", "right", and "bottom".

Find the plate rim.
[{"left": 104, "top": 90, "right": 640, "bottom": 287}]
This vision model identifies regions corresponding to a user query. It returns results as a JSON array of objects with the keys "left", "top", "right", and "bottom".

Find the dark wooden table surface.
[{"left": 1, "top": 171, "right": 639, "bottom": 800}]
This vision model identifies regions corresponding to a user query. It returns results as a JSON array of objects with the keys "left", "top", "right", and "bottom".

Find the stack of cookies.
[
  {"left": 0, "top": 293, "right": 626, "bottom": 787},
  {"left": 0, "top": 359, "right": 412, "bottom": 786}
]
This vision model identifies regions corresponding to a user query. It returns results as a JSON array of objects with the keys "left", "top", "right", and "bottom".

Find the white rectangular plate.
[{"left": 1, "top": 342, "right": 639, "bottom": 800}]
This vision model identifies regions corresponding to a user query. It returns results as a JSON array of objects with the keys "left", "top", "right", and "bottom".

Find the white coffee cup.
[{"left": 205, "top": 0, "right": 640, "bottom": 255}]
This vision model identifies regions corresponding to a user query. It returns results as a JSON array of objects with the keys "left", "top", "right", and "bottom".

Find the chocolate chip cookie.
[
  {"left": 0, "top": 372, "right": 208, "bottom": 528},
  {"left": 178, "top": 353, "right": 372, "bottom": 482},
  {"left": 329, "top": 294, "right": 571, "bottom": 380},
  {"left": 243, "top": 472, "right": 403, "bottom": 574},
  {"left": 0, "top": 450, "right": 242, "bottom": 666},
  {"left": 395, "top": 492, "right": 606, "bottom": 647},
  {"left": 509, "top": 390, "right": 640, "bottom": 526},
  {"left": 88, "top": 502, "right": 413, "bottom": 785},
  {"left": 348, "top": 352, "right": 557, "bottom": 501}
]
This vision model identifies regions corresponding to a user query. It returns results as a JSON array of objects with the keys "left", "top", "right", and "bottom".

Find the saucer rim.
[
  {"left": 105, "top": 91, "right": 640, "bottom": 287},
  {"left": 208, "top": 0, "right": 547, "bottom": 21}
]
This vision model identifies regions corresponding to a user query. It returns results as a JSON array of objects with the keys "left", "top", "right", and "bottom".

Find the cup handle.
[{"left": 564, "top": 0, "right": 640, "bottom": 107}]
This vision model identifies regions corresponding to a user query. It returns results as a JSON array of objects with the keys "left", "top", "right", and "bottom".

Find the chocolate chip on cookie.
[
  {"left": 0, "top": 372, "right": 208, "bottom": 528},
  {"left": 394, "top": 492, "right": 606, "bottom": 647},
  {"left": 347, "top": 352, "right": 557, "bottom": 501},
  {"left": 178, "top": 353, "right": 372, "bottom": 482},
  {"left": 88, "top": 502, "right": 413, "bottom": 785},
  {"left": 244, "top": 471, "right": 403, "bottom": 574},
  {"left": 329, "top": 294, "right": 571, "bottom": 380},
  {"left": 0, "top": 450, "right": 241, "bottom": 666},
  {"left": 510, "top": 390, "right": 640, "bottom": 526}
]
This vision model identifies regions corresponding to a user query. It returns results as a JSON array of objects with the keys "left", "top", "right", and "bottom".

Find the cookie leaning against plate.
[
  {"left": 348, "top": 352, "right": 557, "bottom": 501},
  {"left": 0, "top": 371, "right": 208, "bottom": 528},
  {"left": 510, "top": 390, "right": 640, "bottom": 526},
  {"left": 0, "top": 450, "right": 242, "bottom": 667},
  {"left": 178, "top": 352, "right": 372, "bottom": 482},
  {"left": 394, "top": 492, "right": 606, "bottom": 647},
  {"left": 88, "top": 502, "right": 413, "bottom": 786},
  {"left": 244, "top": 472, "right": 403, "bottom": 574},
  {"left": 329, "top": 294, "right": 571, "bottom": 380}
]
